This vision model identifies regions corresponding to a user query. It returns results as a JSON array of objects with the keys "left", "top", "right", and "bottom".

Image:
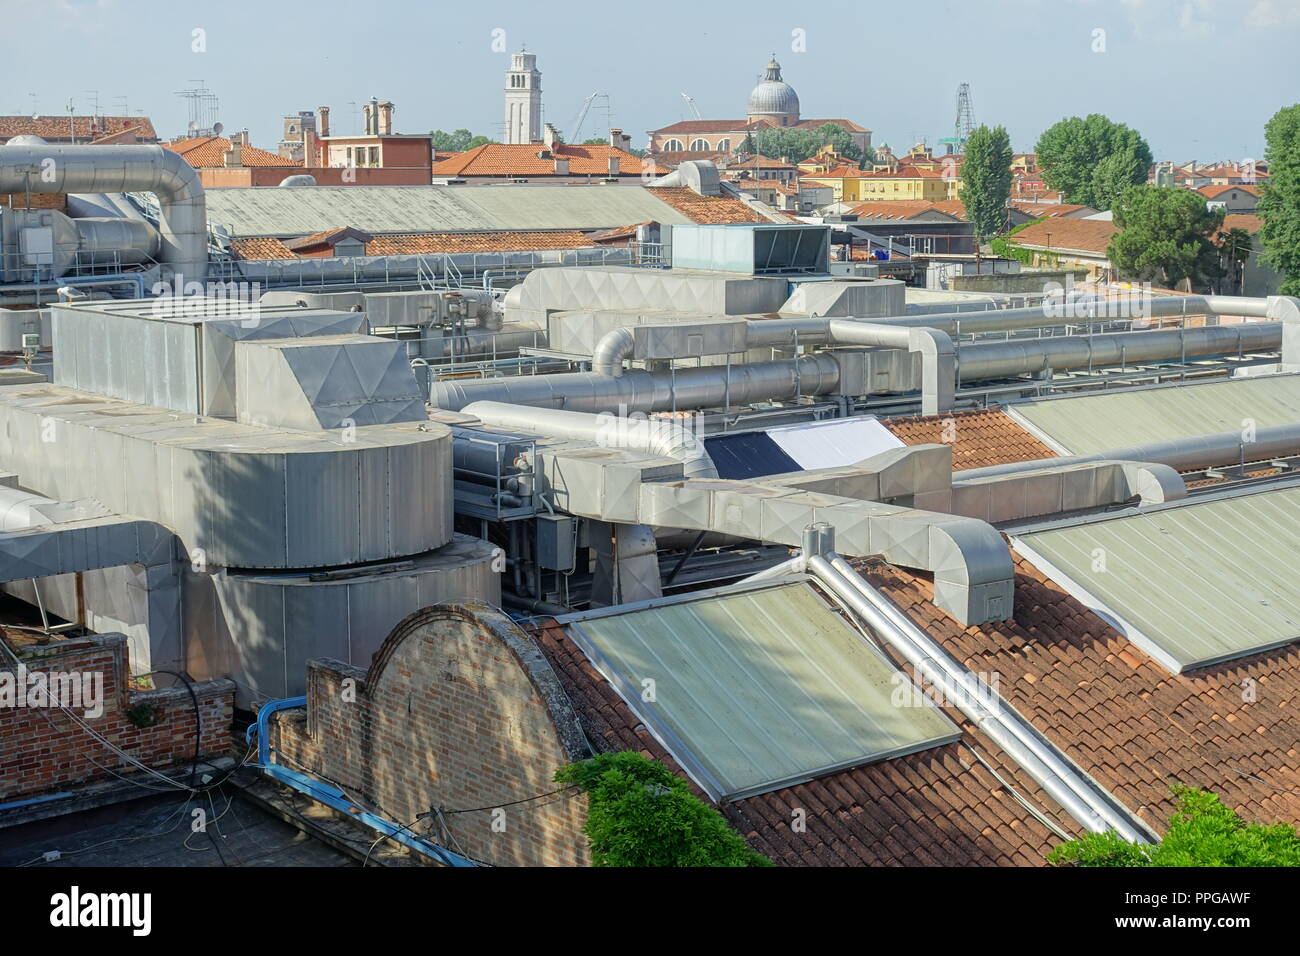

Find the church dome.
[{"left": 746, "top": 58, "right": 800, "bottom": 120}]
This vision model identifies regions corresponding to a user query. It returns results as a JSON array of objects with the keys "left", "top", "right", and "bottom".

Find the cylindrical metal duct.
[
  {"left": 0, "top": 143, "right": 207, "bottom": 280},
  {"left": 873, "top": 294, "right": 1274, "bottom": 335},
  {"left": 954, "top": 323, "right": 1282, "bottom": 380},
  {"left": 431, "top": 354, "right": 841, "bottom": 413},
  {"left": 462, "top": 401, "right": 719, "bottom": 478},
  {"left": 74, "top": 217, "right": 161, "bottom": 265}
]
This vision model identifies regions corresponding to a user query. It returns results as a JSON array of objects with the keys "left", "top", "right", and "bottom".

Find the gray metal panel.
[
  {"left": 1007, "top": 374, "right": 1300, "bottom": 456},
  {"left": 567, "top": 581, "right": 959, "bottom": 800},
  {"left": 198, "top": 184, "right": 695, "bottom": 238},
  {"left": 1014, "top": 485, "right": 1300, "bottom": 672}
]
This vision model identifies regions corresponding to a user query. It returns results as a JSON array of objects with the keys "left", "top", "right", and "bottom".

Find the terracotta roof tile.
[
  {"left": 883, "top": 409, "right": 1055, "bottom": 469},
  {"left": 647, "top": 186, "right": 772, "bottom": 224},
  {"left": 0, "top": 115, "right": 158, "bottom": 142},
  {"left": 431, "top": 143, "right": 663, "bottom": 177},
  {"left": 365, "top": 230, "right": 593, "bottom": 255},
  {"left": 1011, "top": 218, "right": 1117, "bottom": 255},
  {"left": 860, "top": 556, "right": 1300, "bottom": 833},
  {"left": 164, "top": 136, "right": 299, "bottom": 168}
]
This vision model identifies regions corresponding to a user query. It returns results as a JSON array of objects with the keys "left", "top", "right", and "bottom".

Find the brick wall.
[
  {"left": 0, "top": 633, "right": 235, "bottom": 801},
  {"left": 270, "top": 601, "right": 592, "bottom": 867},
  {"left": 0, "top": 194, "right": 67, "bottom": 212}
]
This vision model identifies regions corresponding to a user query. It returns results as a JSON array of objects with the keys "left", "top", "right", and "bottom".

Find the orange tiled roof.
[
  {"left": 1221, "top": 213, "right": 1263, "bottom": 234},
  {"left": 0, "top": 115, "right": 158, "bottom": 142},
  {"left": 1010, "top": 201, "right": 1090, "bottom": 219},
  {"left": 365, "top": 231, "right": 594, "bottom": 255},
  {"left": 1011, "top": 217, "right": 1118, "bottom": 255},
  {"left": 883, "top": 408, "right": 1053, "bottom": 469},
  {"left": 165, "top": 136, "right": 300, "bottom": 168},
  {"left": 847, "top": 200, "right": 951, "bottom": 221},
  {"left": 232, "top": 230, "right": 597, "bottom": 260},
  {"left": 647, "top": 186, "right": 771, "bottom": 224},
  {"left": 866, "top": 555, "right": 1300, "bottom": 835},
  {"left": 1198, "top": 183, "right": 1260, "bottom": 199},
  {"left": 432, "top": 143, "right": 664, "bottom": 177}
]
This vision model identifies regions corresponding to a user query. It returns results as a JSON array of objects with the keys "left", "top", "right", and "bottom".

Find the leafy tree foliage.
[
  {"left": 1258, "top": 103, "right": 1300, "bottom": 295},
  {"left": 752, "top": 123, "right": 862, "bottom": 164},
  {"left": 1049, "top": 787, "right": 1300, "bottom": 866},
  {"left": 555, "top": 751, "right": 771, "bottom": 867},
  {"left": 429, "top": 129, "right": 494, "bottom": 152},
  {"left": 960, "top": 125, "right": 1013, "bottom": 241},
  {"left": 1108, "top": 185, "right": 1226, "bottom": 289},
  {"left": 1036, "top": 114, "right": 1153, "bottom": 209}
]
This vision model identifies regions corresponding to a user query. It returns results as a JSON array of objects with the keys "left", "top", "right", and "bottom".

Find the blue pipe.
[
  {"left": 0, "top": 791, "right": 74, "bottom": 813},
  {"left": 247, "top": 697, "right": 476, "bottom": 867}
]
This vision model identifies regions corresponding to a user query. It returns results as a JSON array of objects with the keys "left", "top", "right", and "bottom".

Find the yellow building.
[{"left": 804, "top": 165, "right": 959, "bottom": 202}]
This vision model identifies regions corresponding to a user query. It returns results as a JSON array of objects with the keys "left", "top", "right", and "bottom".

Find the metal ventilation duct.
[{"left": 0, "top": 143, "right": 207, "bottom": 280}]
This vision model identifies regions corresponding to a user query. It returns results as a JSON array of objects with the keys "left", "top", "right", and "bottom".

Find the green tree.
[
  {"left": 960, "top": 125, "right": 1013, "bottom": 241},
  {"left": 1108, "top": 185, "right": 1227, "bottom": 289},
  {"left": 1091, "top": 147, "right": 1149, "bottom": 211},
  {"left": 1036, "top": 114, "right": 1153, "bottom": 209},
  {"left": 752, "top": 123, "right": 860, "bottom": 164},
  {"left": 1258, "top": 103, "right": 1300, "bottom": 295},
  {"left": 740, "top": 131, "right": 757, "bottom": 155},
  {"left": 429, "top": 129, "right": 495, "bottom": 152},
  {"left": 1049, "top": 787, "right": 1300, "bottom": 866},
  {"left": 555, "top": 751, "right": 771, "bottom": 867}
]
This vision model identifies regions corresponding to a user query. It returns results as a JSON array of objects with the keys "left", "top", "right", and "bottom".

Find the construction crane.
[
  {"left": 567, "top": 91, "right": 608, "bottom": 144},
  {"left": 680, "top": 93, "right": 702, "bottom": 120},
  {"left": 939, "top": 83, "right": 975, "bottom": 154}
]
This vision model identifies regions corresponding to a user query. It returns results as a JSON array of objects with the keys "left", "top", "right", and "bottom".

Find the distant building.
[
  {"left": 0, "top": 114, "right": 158, "bottom": 144},
  {"left": 431, "top": 127, "right": 664, "bottom": 184},
  {"left": 648, "top": 58, "right": 871, "bottom": 159},
  {"left": 503, "top": 50, "right": 543, "bottom": 145},
  {"left": 278, "top": 110, "right": 316, "bottom": 162}
]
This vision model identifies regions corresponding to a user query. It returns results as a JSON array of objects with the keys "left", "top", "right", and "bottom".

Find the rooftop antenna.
[
  {"left": 955, "top": 82, "right": 975, "bottom": 141},
  {"left": 114, "top": 94, "right": 129, "bottom": 118},
  {"left": 29, "top": 92, "right": 37, "bottom": 118},
  {"left": 174, "top": 81, "right": 219, "bottom": 138},
  {"left": 66, "top": 98, "right": 76, "bottom": 144}
]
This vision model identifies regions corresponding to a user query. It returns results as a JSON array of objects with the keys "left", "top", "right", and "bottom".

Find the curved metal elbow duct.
[
  {"left": 0, "top": 143, "right": 207, "bottom": 280},
  {"left": 463, "top": 401, "right": 719, "bottom": 478}
]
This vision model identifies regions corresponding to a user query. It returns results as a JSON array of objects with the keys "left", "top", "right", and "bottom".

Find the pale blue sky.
[{"left": 6, "top": 0, "right": 1298, "bottom": 161}]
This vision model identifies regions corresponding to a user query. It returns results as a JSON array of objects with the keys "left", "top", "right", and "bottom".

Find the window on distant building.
[
  {"left": 369, "top": 146, "right": 380, "bottom": 166},
  {"left": 663, "top": 138, "right": 683, "bottom": 151},
  {"left": 689, "top": 138, "right": 709, "bottom": 151},
  {"left": 717, "top": 138, "right": 731, "bottom": 152}
]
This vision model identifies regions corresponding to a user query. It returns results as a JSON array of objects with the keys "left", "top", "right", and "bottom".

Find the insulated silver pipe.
[
  {"left": 431, "top": 354, "right": 842, "bottom": 413},
  {"left": 960, "top": 422, "right": 1300, "bottom": 480},
  {"left": 462, "top": 401, "right": 719, "bottom": 478},
  {"left": 0, "top": 143, "right": 207, "bottom": 280},
  {"left": 954, "top": 322, "right": 1282, "bottom": 380},
  {"left": 871, "top": 294, "right": 1274, "bottom": 335},
  {"left": 0, "top": 487, "right": 60, "bottom": 533},
  {"left": 812, "top": 552, "right": 1150, "bottom": 842}
]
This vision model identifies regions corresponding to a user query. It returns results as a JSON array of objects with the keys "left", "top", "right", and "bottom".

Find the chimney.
[
  {"left": 608, "top": 154, "right": 620, "bottom": 178},
  {"left": 303, "top": 128, "right": 319, "bottom": 167},
  {"left": 378, "top": 101, "right": 394, "bottom": 135},
  {"left": 362, "top": 103, "right": 373, "bottom": 136},
  {"left": 553, "top": 156, "right": 570, "bottom": 176},
  {"left": 609, "top": 127, "right": 622, "bottom": 147},
  {"left": 542, "top": 123, "right": 559, "bottom": 149},
  {"left": 223, "top": 142, "right": 243, "bottom": 167},
  {"left": 231, "top": 129, "right": 251, "bottom": 146},
  {"left": 318, "top": 106, "right": 330, "bottom": 138},
  {"left": 621, "top": 132, "right": 632, "bottom": 152}
]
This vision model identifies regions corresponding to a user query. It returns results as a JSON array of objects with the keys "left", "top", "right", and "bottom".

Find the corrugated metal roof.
[
  {"left": 1014, "top": 485, "right": 1300, "bottom": 672},
  {"left": 1006, "top": 373, "right": 1300, "bottom": 455},
  {"left": 199, "top": 185, "right": 695, "bottom": 238},
  {"left": 566, "top": 582, "right": 960, "bottom": 800}
]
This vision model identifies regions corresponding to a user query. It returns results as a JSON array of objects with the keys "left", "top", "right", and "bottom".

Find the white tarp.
[{"left": 766, "top": 417, "right": 904, "bottom": 470}]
